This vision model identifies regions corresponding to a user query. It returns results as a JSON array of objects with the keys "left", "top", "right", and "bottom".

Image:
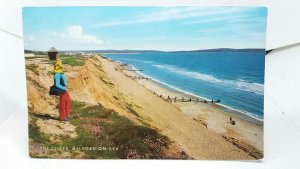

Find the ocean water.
[{"left": 104, "top": 51, "right": 265, "bottom": 120}]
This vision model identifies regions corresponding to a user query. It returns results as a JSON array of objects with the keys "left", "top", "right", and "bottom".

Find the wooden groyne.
[
  {"left": 153, "top": 92, "right": 221, "bottom": 104},
  {"left": 125, "top": 74, "right": 150, "bottom": 80}
]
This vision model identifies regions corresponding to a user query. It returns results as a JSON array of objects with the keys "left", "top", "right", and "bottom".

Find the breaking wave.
[{"left": 153, "top": 64, "right": 264, "bottom": 95}]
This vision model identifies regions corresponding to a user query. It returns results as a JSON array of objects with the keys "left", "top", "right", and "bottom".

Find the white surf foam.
[
  {"left": 103, "top": 56, "right": 264, "bottom": 121},
  {"left": 134, "top": 66, "right": 263, "bottom": 122},
  {"left": 153, "top": 64, "right": 264, "bottom": 95}
]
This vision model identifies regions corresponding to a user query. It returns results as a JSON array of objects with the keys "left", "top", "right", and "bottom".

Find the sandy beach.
[
  {"left": 23, "top": 6, "right": 268, "bottom": 160},
  {"left": 26, "top": 55, "right": 263, "bottom": 159},
  {"left": 139, "top": 75, "right": 263, "bottom": 151},
  {"left": 98, "top": 55, "right": 263, "bottom": 159}
]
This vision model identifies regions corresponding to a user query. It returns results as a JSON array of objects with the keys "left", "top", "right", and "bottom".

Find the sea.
[{"left": 103, "top": 50, "right": 265, "bottom": 121}]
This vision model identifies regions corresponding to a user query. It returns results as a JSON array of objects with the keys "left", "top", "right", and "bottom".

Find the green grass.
[
  {"left": 61, "top": 57, "right": 85, "bottom": 66},
  {"left": 25, "top": 54, "right": 86, "bottom": 67},
  {"left": 29, "top": 100, "right": 173, "bottom": 159},
  {"left": 55, "top": 101, "right": 170, "bottom": 159},
  {"left": 59, "top": 54, "right": 79, "bottom": 58},
  {"left": 28, "top": 114, "right": 51, "bottom": 145}
]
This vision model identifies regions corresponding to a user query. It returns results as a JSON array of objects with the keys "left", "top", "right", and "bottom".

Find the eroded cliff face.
[
  {"left": 26, "top": 56, "right": 188, "bottom": 159},
  {"left": 27, "top": 56, "right": 142, "bottom": 120}
]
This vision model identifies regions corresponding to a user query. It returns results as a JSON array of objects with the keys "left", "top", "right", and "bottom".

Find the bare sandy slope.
[
  {"left": 98, "top": 56, "right": 261, "bottom": 160},
  {"left": 135, "top": 77, "right": 263, "bottom": 152},
  {"left": 26, "top": 57, "right": 143, "bottom": 140},
  {"left": 26, "top": 56, "right": 187, "bottom": 158},
  {"left": 26, "top": 56, "right": 262, "bottom": 160}
]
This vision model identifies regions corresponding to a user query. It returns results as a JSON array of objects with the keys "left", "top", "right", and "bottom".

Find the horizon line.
[{"left": 24, "top": 47, "right": 266, "bottom": 52}]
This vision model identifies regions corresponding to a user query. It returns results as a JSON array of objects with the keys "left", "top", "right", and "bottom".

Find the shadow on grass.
[{"left": 29, "top": 112, "right": 58, "bottom": 121}]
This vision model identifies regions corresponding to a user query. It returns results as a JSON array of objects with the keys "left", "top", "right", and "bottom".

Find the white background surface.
[{"left": 0, "top": 1, "right": 300, "bottom": 169}]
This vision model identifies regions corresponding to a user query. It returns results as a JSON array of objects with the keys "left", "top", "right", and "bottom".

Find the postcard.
[{"left": 23, "top": 6, "right": 267, "bottom": 159}]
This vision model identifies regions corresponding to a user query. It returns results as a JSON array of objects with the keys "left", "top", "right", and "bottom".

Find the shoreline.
[
  {"left": 26, "top": 55, "right": 263, "bottom": 159},
  {"left": 137, "top": 69, "right": 263, "bottom": 123},
  {"left": 107, "top": 56, "right": 263, "bottom": 123},
  {"left": 102, "top": 55, "right": 263, "bottom": 152}
]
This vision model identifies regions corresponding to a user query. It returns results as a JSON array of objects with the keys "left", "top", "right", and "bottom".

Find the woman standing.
[{"left": 48, "top": 48, "right": 72, "bottom": 121}]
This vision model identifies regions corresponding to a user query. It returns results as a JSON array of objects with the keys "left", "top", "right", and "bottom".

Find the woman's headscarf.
[{"left": 52, "top": 59, "right": 63, "bottom": 74}]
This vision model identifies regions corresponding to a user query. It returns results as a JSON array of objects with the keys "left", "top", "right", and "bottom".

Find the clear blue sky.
[{"left": 23, "top": 6, "right": 267, "bottom": 51}]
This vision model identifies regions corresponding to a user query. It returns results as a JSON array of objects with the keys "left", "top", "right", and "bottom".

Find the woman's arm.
[
  {"left": 61, "top": 74, "right": 67, "bottom": 87},
  {"left": 54, "top": 73, "right": 66, "bottom": 91}
]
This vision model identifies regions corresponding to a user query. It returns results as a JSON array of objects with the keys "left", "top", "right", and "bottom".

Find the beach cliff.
[{"left": 26, "top": 55, "right": 262, "bottom": 160}]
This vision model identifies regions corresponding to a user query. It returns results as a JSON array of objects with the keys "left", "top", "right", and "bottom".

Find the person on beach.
[
  {"left": 49, "top": 53, "right": 72, "bottom": 121},
  {"left": 167, "top": 95, "right": 171, "bottom": 102},
  {"left": 229, "top": 116, "right": 236, "bottom": 125}
]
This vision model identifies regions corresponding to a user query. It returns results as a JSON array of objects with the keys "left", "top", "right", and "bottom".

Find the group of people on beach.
[{"left": 48, "top": 47, "right": 72, "bottom": 121}]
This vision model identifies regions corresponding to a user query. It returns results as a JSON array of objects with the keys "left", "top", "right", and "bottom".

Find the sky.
[{"left": 23, "top": 6, "right": 267, "bottom": 51}]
